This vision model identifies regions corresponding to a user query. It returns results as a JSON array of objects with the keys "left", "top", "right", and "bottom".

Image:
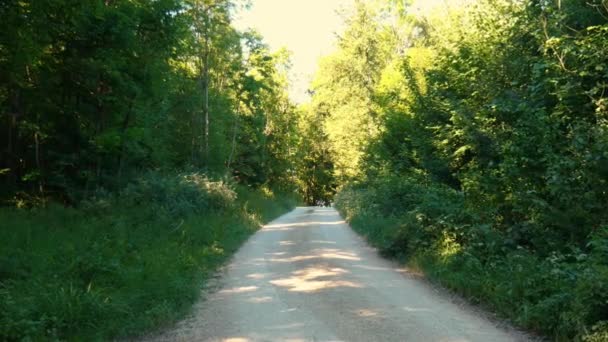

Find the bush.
[
  {"left": 335, "top": 176, "right": 608, "bottom": 340},
  {"left": 0, "top": 172, "right": 299, "bottom": 340},
  {"left": 583, "top": 322, "right": 608, "bottom": 342}
]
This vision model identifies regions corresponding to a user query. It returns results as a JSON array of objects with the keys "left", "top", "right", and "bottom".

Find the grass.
[{"left": 0, "top": 173, "right": 299, "bottom": 341}]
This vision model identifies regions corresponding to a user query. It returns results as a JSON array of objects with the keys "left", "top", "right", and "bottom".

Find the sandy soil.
[{"left": 142, "top": 207, "right": 531, "bottom": 342}]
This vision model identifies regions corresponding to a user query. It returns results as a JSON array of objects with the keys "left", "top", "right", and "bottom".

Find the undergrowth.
[
  {"left": 0, "top": 172, "right": 299, "bottom": 340},
  {"left": 335, "top": 176, "right": 608, "bottom": 341}
]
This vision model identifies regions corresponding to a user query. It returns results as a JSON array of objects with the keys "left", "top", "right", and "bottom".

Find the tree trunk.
[
  {"left": 34, "top": 132, "right": 42, "bottom": 195},
  {"left": 117, "top": 102, "right": 134, "bottom": 185},
  {"left": 95, "top": 92, "right": 105, "bottom": 189},
  {"left": 226, "top": 99, "right": 240, "bottom": 172},
  {"left": 203, "top": 8, "right": 211, "bottom": 169},
  {"left": 6, "top": 111, "right": 16, "bottom": 188},
  {"left": 6, "top": 89, "right": 22, "bottom": 188}
]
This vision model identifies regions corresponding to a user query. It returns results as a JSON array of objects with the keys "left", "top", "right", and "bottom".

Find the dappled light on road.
[
  {"left": 246, "top": 273, "right": 268, "bottom": 280},
  {"left": 217, "top": 286, "right": 259, "bottom": 295},
  {"left": 402, "top": 306, "right": 433, "bottom": 313},
  {"left": 144, "top": 207, "right": 526, "bottom": 342},
  {"left": 270, "top": 265, "right": 362, "bottom": 293},
  {"left": 263, "top": 220, "right": 346, "bottom": 230},
  {"left": 354, "top": 308, "right": 380, "bottom": 317},
  {"left": 268, "top": 248, "right": 361, "bottom": 263},
  {"left": 247, "top": 296, "right": 273, "bottom": 303}
]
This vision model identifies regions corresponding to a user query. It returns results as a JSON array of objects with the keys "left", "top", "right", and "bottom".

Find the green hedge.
[{"left": 335, "top": 176, "right": 608, "bottom": 341}]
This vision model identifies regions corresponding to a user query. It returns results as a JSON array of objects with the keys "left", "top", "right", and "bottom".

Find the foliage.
[
  {"left": 0, "top": 1, "right": 304, "bottom": 340},
  {"left": 313, "top": 0, "right": 608, "bottom": 339},
  {"left": 309, "top": 0, "right": 394, "bottom": 182},
  {"left": 0, "top": 172, "right": 298, "bottom": 340},
  {"left": 3, "top": 0, "right": 608, "bottom": 339},
  {"left": 336, "top": 177, "right": 608, "bottom": 340},
  {"left": 293, "top": 104, "right": 337, "bottom": 205},
  {"left": 0, "top": 0, "right": 300, "bottom": 203}
]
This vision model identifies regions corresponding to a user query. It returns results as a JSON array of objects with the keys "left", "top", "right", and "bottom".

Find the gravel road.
[{"left": 144, "top": 207, "right": 530, "bottom": 342}]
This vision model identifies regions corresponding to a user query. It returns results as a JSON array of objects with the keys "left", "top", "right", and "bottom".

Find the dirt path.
[{"left": 144, "top": 207, "right": 530, "bottom": 342}]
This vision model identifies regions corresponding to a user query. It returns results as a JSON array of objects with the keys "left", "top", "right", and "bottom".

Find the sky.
[{"left": 234, "top": 0, "right": 354, "bottom": 104}]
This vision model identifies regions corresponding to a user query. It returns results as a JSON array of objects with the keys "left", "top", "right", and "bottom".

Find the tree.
[
  {"left": 310, "top": 0, "right": 395, "bottom": 182},
  {"left": 0, "top": 0, "right": 299, "bottom": 203}
]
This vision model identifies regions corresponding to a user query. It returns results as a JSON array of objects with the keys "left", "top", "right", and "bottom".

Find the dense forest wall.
[
  {"left": 0, "top": 1, "right": 306, "bottom": 339},
  {"left": 310, "top": 0, "right": 608, "bottom": 340},
  {"left": 3, "top": 0, "right": 608, "bottom": 340},
  {"left": 0, "top": 0, "right": 305, "bottom": 205}
]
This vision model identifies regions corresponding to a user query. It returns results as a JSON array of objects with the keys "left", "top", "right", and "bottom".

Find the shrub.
[
  {"left": 0, "top": 172, "right": 298, "bottom": 340},
  {"left": 335, "top": 176, "right": 608, "bottom": 340}
]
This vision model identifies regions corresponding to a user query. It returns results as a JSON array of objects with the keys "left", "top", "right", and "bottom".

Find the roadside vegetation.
[
  {"left": 0, "top": 0, "right": 305, "bottom": 340},
  {"left": 309, "top": 0, "right": 608, "bottom": 340},
  {"left": 3, "top": 0, "right": 608, "bottom": 341},
  {"left": 336, "top": 179, "right": 607, "bottom": 341},
  {"left": 1, "top": 173, "right": 297, "bottom": 340}
]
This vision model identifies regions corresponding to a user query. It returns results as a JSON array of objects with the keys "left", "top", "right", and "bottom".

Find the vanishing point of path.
[{"left": 145, "top": 207, "right": 530, "bottom": 342}]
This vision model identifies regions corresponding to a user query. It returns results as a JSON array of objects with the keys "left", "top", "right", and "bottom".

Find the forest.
[
  {"left": 1, "top": 0, "right": 608, "bottom": 341},
  {"left": 314, "top": 0, "right": 608, "bottom": 340},
  {"left": 0, "top": 0, "right": 305, "bottom": 339}
]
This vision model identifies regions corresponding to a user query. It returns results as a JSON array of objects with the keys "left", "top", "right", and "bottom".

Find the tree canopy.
[
  {"left": 2, "top": 0, "right": 608, "bottom": 339},
  {"left": 314, "top": 0, "right": 608, "bottom": 339},
  {"left": 0, "top": 0, "right": 301, "bottom": 205}
]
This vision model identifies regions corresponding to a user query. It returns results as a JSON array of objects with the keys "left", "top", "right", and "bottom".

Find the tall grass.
[{"left": 0, "top": 173, "right": 299, "bottom": 340}]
